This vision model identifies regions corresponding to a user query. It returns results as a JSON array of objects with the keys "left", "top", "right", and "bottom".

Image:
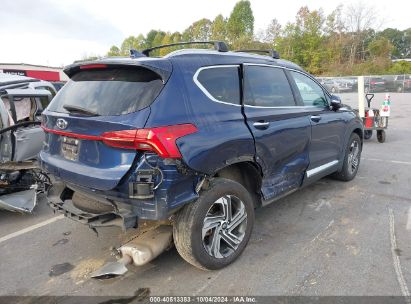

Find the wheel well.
[
  {"left": 214, "top": 162, "right": 262, "bottom": 208},
  {"left": 353, "top": 128, "right": 363, "bottom": 145}
]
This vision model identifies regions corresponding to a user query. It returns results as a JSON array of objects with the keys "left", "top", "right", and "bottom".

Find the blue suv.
[{"left": 40, "top": 42, "right": 363, "bottom": 270}]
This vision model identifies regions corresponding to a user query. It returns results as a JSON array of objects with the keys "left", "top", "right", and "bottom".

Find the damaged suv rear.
[{"left": 41, "top": 42, "right": 363, "bottom": 270}]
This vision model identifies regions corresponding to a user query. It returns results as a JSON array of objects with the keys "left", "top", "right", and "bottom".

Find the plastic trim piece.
[{"left": 306, "top": 160, "right": 339, "bottom": 178}]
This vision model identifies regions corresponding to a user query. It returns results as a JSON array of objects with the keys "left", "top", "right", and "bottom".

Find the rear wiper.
[{"left": 63, "top": 105, "right": 99, "bottom": 116}]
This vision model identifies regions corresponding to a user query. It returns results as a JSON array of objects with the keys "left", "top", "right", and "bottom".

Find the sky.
[{"left": 1, "top": 0, "right": 410, "bottom": 67}]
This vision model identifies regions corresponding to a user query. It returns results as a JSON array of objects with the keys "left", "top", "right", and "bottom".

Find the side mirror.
[{"left": 330, "top": 95, "right": 342, "bottom": 110}]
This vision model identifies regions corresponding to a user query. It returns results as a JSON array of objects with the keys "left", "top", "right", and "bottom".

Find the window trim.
[
  {"left": 193, "top": 65, "right": 241, "bottom": 107},
  {"left": 193, "top": 63, "right": 331, "bottom": 109},
  {"left": 243, "top": 63, "right": 330, "bottom": 109}
]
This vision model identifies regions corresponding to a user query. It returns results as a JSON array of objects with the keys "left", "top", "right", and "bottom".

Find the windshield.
[{"left": 47, "top": 67, "right": 164, "bottom": 116}]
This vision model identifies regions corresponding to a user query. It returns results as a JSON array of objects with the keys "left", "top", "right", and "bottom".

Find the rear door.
[
  {"left": 242, "top": 64, "right": 311, "bottom": 201},
  {"left": 40, "top": 66, "right": 166, "bottom": 190},
  {"left": 288, "top": 70, "right": 345, "bottom": 177}
]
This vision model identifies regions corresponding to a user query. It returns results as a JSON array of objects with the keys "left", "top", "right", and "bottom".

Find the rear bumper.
[
  {"left": 47, "top": 182, "right": 139, "bottom": 230},
  {"left": 44, "top": 154, "right": 201, "bottom": 229},
  {"left": 47, "top": 172, "right": 200, "bottom": 229}
]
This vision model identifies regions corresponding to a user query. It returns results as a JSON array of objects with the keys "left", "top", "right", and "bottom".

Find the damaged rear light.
[{"left": 101, "top": 124, "right": 198, "bottom": 158}]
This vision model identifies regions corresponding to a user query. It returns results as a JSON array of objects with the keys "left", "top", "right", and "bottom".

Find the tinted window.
[
  {"left": 244, "top": 66, "right": 295, "bottom": 107},
  {"left": 291, "top": 71, "right": 328, "bottom": 107},
  {"left": 197, "top": 67, "right": 240, "bottom": 105},
  {"left": 47, "top": 67, "right": 163, "bottom": 116}
]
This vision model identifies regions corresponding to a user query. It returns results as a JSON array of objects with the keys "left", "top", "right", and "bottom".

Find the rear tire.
[
  {"left": 332, "top": 133, "right": 362, "bottom": 181},
  {"left": 173, "top": 178, "right": 254, "bottom": 270}
]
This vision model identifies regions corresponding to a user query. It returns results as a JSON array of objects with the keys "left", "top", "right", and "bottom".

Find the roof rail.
[
  {"left": 142, "top": 41, "right": 229, "bottom": 57},
  {"left": 235, "top": 49, "right": 280, "bottom": 59}
]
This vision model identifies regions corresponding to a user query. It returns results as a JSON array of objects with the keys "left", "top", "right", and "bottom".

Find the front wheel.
[
  {"left": 332, "top": 133, "right": 362, "bottom": 181},
  {"left": 173, "top": 178, "right": 254, "bottom": 270}
]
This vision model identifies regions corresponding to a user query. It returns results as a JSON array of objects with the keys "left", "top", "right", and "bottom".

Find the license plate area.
[{"left": 61, "top": 137, "right": 80, "bottom": 161}]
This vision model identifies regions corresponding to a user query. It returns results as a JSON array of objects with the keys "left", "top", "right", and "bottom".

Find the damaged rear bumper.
[
  {"left": 47, "top": 182, "right": 138, "bottom": 230},
  {"left": 46, "top": 154, "right": 202, "bottom": 230}
]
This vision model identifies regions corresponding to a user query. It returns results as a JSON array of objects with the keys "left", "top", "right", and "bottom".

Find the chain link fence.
[{"left": 315, "top": 75, "right": 411, "bottom": 94}]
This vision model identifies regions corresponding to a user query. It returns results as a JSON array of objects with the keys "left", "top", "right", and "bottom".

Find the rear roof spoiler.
[{"left": 63, "top": 59, "right": 173, "bottom": 81}]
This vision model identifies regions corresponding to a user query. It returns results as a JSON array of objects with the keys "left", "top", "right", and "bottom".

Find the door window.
[
  {"left": 290, "top": 71, "right": 328, "bottom": 107},
  {"left": 244, "top": 66, "right": 295, "bottom": 107}
]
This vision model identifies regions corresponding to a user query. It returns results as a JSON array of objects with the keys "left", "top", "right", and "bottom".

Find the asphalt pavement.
[{"left": 0, "top": 93, "right": 410, "bottom": 297}]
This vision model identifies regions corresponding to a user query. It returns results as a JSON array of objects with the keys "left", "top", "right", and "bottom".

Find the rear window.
[{"left": 47, "top": 67, "right": 164, "bottom": 116}]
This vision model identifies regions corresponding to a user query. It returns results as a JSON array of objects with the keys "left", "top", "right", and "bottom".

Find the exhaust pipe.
[{"left": 91, "top": 225, "right": 173, "bottom": 279}]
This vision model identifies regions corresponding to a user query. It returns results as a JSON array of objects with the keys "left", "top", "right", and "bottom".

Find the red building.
[{"left": 0, "top": 63, "right": 68, "bottom": 82}]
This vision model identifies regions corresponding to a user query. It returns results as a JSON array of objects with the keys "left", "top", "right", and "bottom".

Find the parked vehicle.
[
  {"left": 384, "top": 75, "right": 411, "bottom": 92},
  {"left": 365, "top": 77, "right": 386, "bottom": 93},
  {"left": 322, "top": 79, "right": 352, "bottom": 93},
  {"left": 40, "top": 42, "right": 363, "bottom": 270},
  {"left": 0, "top": 74, "right": 52, "bottom": 212}
]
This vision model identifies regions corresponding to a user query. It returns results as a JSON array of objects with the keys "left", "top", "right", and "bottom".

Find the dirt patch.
[
  {"left": 70, "top": 258, "right": 106, "bottom": 281},
  {"left": 49, "top": 263, "right": 74, "bottom": 277}
]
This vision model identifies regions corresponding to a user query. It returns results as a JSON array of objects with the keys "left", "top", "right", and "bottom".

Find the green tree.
[
  {"left": 107, "top": 45, "right": 120, "bottom": 57},
  {"left": 389, "top": 61, "right": 411, "bottom": 74},
  {"left": 120, "top": 35, "right": 146, "bottom": 55},
  {"left": 369, "top": 37, "right": 393, "bottom": 59},
  {"left": 211, "top": 14, "right": 227, "bottom": 41},
  {"left": 145, "top": 30, "right": 159, "bottom": 48},
  {"left": 227, "top": 0, "right": 254, "bottom": 41},
  {"left": 151, "top": 31, "right": 166, "bottom": 56},
  {"left": 182, "top": 18, "right": 212, "bottom": 42},
  {"left": 378, "top": 28, "right": 411, "bottom": 59},
  {"left": 276, "top": 7, "right": 325, "bottom": 74},
  {"left": 159, "top": 33, "right": 172, "bottom": 56}
]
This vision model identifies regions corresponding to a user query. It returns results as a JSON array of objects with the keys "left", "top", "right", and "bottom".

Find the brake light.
[
  {"left": 79, "top": 64, "right": 107, "bottom": 69},
  {"left": 101, "top": 124, "right": 198, "bottom": 158}
]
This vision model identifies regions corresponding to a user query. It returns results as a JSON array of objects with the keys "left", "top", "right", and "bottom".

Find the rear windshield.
[{"left": 47, "top": 67, "right": 164, "bottom": 116}]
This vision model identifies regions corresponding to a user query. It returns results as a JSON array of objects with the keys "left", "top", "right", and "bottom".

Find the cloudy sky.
[{"left": 1, "top": 0, "right": 409, "bottom": 67}]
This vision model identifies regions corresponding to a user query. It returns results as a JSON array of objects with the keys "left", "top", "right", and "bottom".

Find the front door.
[{"left": 288, "top": 71, "right": 345, "bottom": 178}]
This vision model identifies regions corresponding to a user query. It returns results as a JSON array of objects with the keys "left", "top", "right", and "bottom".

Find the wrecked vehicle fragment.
[{"left": 0, "top": 77, "right": 52, "bottom": 213}]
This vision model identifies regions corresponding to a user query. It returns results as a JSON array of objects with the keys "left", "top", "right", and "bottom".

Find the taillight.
[
  {"left": 101, "top": 124, "right": 198, "bottom": 158},
  {"left": 79, "top": 64, "right": 107, "bottom": 69}
]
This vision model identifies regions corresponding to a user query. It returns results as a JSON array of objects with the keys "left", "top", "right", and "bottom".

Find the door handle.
[
  {"left": 310, "top": 115, "right": 322, "bottom": 122},
  {"left": 253, "top": 121, "right": 270, "bottom": 130}
]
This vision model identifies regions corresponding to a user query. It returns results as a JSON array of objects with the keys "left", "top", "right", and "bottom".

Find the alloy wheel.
[
  {"left": 347, "top": 140, "right": 360, "bottom": 175},
  {"left": 202, "top": 195, "right": 247, "bottom": 259}
]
